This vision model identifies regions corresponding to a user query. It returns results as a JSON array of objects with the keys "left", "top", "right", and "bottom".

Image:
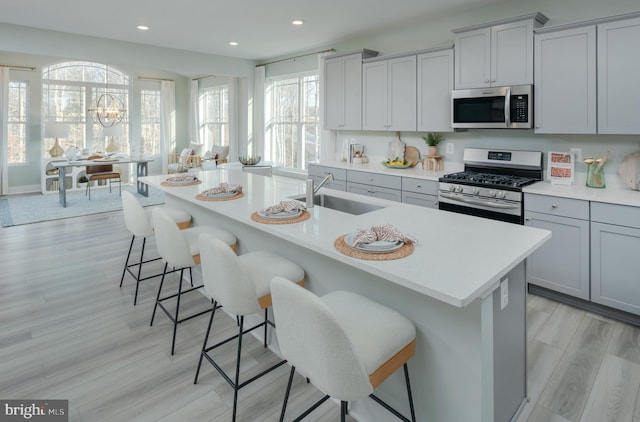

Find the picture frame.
[
  {"left": 548, "top": 151, "right": 575, "bottom": 185},
  {"left": 349, "top": 144, "right": 364, "bottom": 163}
]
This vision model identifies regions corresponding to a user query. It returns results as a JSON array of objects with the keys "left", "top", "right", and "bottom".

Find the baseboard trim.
[{"left": 528, "top": 284, "right": 640, "bottom": 327}]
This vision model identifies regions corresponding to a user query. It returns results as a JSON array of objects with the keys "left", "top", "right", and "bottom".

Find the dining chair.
[{"left": 85, "top": 155, "right": 121, "bottom": 199}]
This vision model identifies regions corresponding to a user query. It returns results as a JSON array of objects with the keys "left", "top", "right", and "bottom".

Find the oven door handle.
[{"left": 439, "top": 192, "right": 520, "bottom": 209}]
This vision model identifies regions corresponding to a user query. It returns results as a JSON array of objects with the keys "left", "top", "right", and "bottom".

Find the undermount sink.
[{"left": 289, "top": 194, "right": 385, "bottom": 215}]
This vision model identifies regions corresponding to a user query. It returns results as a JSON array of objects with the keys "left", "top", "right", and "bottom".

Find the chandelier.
[{"left": 87, "top": 66, "right": 127, "bottom": 128}]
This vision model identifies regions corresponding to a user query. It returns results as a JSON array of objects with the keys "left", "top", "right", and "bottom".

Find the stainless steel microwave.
[{"left": 451, "top": 84, "right": 533, "bottom": 129}]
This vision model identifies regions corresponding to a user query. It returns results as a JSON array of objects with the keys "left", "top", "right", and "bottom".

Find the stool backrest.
[
  {"left": 199, "top": 234, "right": 261, "bottom": 316},
  {"left": 152, "top": 208, "right": 194, "bottom": 269},
  {"left": 122, "top": 191, "right": 153, "bottom": 237},
  {"left": 270, "top": 277, "right": 372, "bottom": 401}
]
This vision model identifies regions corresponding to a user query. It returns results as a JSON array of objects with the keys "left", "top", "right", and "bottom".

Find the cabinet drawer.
[
  {"left": 308, "top": 164, "right": 346, "bottom": 181},
  {"left": 524, "top": 194, "right": 589, "bottom": 219},
  {"left": 591, "top": 202, "right": 640, "bottom": 228},
  {"left": 402, "top": 177, "right": 437, "bottom": 195},
  {"left": 347, "top": 171, "right": 401, "bottom": 189}
]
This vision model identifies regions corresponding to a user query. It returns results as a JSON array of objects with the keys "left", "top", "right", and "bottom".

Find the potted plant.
[{"left": 422, "top": 133, "right": 444, "bottom": 156}]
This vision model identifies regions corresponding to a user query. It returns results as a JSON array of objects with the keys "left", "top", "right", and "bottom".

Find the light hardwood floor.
[{"left": 1, "top": 209, "right": 639, "bottom": 421}]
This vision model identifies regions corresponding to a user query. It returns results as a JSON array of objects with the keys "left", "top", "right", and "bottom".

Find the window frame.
[
  {"left": 7, "top": 80, "right": 29, "bottom": 166},
  {"left": 198, "top": 84, "right": 229, "bottom": 150},
  {"left": 265, "top": 71, "right": 320, "bottom": 171},
  {"left": 42, "top": 61, "right": 131, "bottom": 155}
]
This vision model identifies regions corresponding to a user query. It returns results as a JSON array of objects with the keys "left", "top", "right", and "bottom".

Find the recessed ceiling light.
[
  {"left": 229, "top": 41, "right": 239, "bottom": 46},
  {"left": 292, "top": 20, "right": 304, "bottom": 26},
  {"left": 137, "top": 25, "right": 149, "bottom": 31}
]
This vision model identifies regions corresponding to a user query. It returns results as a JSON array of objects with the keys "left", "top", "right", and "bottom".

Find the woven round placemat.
[
  {"left": 250, "top": 210, "right": 310, "bottom": 225},
  {"left": 160, "top": 180, "right": 202, "bottom": 187},
  {"left": 195, "top": 192, "right": 244, "bottom": 202},
  {"left": 334, "top": 234, "right": 414, "bottom": 261}
]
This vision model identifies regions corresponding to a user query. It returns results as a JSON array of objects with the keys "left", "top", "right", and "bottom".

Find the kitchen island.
[{"left": 140, "top": 169, "right": 550, "bottom": 422}]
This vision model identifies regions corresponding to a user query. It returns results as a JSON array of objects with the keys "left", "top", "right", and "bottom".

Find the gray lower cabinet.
[
  {"left": 591, "top": 202, "right": 640, "bottom": 315},
  {"left": 308, "top": 164, "right": 347, "bottom": 191},
  {"left": 401, "top": 177, "right": 438, "bottom": 209},
  {"left": 346, "top": 170, "right": 402, "bottom": 202},
  {"left": 347, "top": 182, "right": 402, "bottom": 201},
  {"left": 524, "top": 194, "right": 590, "bottom": 300}
]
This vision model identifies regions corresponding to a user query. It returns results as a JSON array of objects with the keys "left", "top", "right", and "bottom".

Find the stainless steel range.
[{"left": 438, "top": 148, "right": 543, "bottom": 224}]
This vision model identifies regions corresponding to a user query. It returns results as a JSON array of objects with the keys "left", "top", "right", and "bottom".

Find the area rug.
[{"left": 0, "top": 185, "right": 165, "bottom": 227}]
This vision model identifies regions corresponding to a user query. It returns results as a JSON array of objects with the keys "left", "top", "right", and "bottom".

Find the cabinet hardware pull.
[{"left": 551, "top": 204, "right": 557, "bottom": 208}]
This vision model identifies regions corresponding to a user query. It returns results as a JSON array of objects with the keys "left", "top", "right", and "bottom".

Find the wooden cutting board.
[
  {"left": 404, "top": 146, "right": 421, "bottom": 167},
  {"left": 619, "top": 151, "right": 640, "bottom": 190}
]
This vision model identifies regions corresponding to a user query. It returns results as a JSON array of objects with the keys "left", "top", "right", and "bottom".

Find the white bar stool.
[
  {"left": 194, "top": 234, "right": 305, "bottom": 422},
  {"left": 150, "top": 208, "right": 237, "bottom": 355},
  {"left": 270, "top": 277, "right": 417, "bottom": 422},
  {"left": 120, "top": 191, "right": 192, "bottom": 305}
]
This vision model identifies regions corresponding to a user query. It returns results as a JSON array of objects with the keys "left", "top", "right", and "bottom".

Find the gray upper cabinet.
[
  {"left": 524, "top": 194, "right": 590, "bottom": 300},
  {"left": 417, "top": 48, "right": 454, "bottom": 132},
  {"left": 453, "top": 13, "right": 547, "bottom": 89},
  {"left": 591, "top": 202, "right": 640, "bottom": 315},
  {"left": 597, "top": 16, "right": 640, "bottom": 134},
  {"left": 323, "top": 50, "right": 378, "bottom": 131},
  {"left": 362, "top": 55, "right": 417, "bottom": 131},
  {"left": 534, "top": 25, "right": 597, "bottom": 134}
]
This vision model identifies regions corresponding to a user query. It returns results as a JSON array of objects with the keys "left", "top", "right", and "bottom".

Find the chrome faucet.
[
  {"left": 305, "top": 172, "right": 334, "bottom": 208},
  {"left": 314, "top": 173, "right": 334, "bottom": 194}
]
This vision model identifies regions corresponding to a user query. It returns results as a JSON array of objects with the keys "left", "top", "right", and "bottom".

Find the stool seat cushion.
[
  {"left": 238, "top": 251, "right": 304, "bottom": 301},
  {"left": 321, "top": 291, "right": 416, "bottom": 377},
  {"left": 161, "top": 207, "right": 191, "bottom": 229}
]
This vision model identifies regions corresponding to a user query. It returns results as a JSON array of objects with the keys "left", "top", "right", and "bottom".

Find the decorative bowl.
[{"left": 238, "top": 155, "right": 262, "bottom": 165}]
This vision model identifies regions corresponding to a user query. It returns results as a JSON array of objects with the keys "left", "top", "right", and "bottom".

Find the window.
[
  {"left": 199, "top": 85, "right": 229, "bottom": 149},
  {"left": 8, "top": 81, "right": 28, "bottom": 164},
  {"left": 140, "top": 89, "right": 161, "bottom": 155},
  {"left": 265, "top": 73, "right": 319, "bottom": 170},
  {"left": 42, "top": 62, "right": 130, "bottom": 155}
]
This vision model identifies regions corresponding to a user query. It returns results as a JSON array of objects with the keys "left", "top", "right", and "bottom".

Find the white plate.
[
  {"left": 344, "top": 233, "right": 403, "bottom": 253},
  {"left": 166, "top": 178, "right": 198, "bottom": 185},
  {"left": 202, "top": 191, "right": 239, "bottom": 198},
  {"left": 257, "top": 209, "right": 303, "bottom": 220}
]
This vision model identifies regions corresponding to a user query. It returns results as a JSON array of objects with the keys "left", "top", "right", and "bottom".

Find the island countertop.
[{"left": 141, "top": 169, "right": 550, "bottom": 308}]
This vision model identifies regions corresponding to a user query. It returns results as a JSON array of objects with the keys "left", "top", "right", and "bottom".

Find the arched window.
[{"left": 42, "top": 61, "right": 130, "bottom": 154}]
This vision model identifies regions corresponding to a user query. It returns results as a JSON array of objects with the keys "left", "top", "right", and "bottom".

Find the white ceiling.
[{"left": 0, "top": 0, "right": 503, "bottom": 61}]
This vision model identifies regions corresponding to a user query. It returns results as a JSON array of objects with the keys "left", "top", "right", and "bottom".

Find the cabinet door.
[
  {"left": 323, "top": 57, "right": 344, "bottom": 130},
  {"left": 346, "top": 182, "right": 373, "bottom": 197},
  {"left": 388, "top": 56, "right": 417, "bottom": 131},
  {"left": 371, "top": 186, "right": 402, "bottom": 202},
  {"left": 454, "top": 28, "right": 491, "bottom": 89},
  {"left": 362, "top": 61, "right": 388, "bottom": 130},
  {"left": 417, "top": 49, "right": 454, "bottom": 132},
  {"left": 402, "top": 191, "right": 438, "bottom": 209},
  {"left": 491, "top": 20, "right": 534, "bottom": 86},
  {"left": 591, "top": 222, "right": 640, "bottom": 315},
  {"left": 342, "top": 54, "right": 365, "bottom": 130},
  {"left": 597, "top": 17, "right": 640, "bottom": 134},
  {"left": 525, "top": 211, "right": 590, "bottom": 299},
  {"left": 534, "top": 26, "right": 597, "bottom": 134}
]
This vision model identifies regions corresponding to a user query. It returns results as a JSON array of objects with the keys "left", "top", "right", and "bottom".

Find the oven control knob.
[
  {"left": 455, "top": 185, "right": 464, "bottom": 193},
  {"left": 488, "top": 190, "right": 496, "bottom": 197},
  {"left": 496, "top": 191, "right": 506, "bottom": 199},
  {"left": 471, "top": 187, "right": 480, "bottom": 195},
  {"left": 448, "top": 184, "right": 456, "bottom": 191}
]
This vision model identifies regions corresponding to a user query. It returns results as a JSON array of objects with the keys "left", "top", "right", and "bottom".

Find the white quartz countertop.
[
  {"left": 142, "top": 170, "right": 550, "bottom": 308},
  {"left": 313, "top": 159, "right": 464, "bottom": 181},
  {"left": 524, "top": 180, "right": 640, "bottom": 207}
]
